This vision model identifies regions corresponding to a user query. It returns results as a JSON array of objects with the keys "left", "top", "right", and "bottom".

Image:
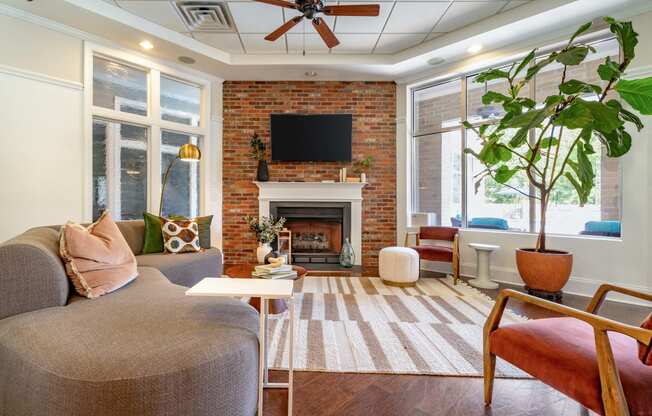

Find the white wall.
[
  {"left": 397, "top": 11, "right": 652, "bottom": 302},
  {"left": 0, "top": 14, "right": 85, "bottom": 240},
  {"left": 0, "top": 12, "right": 224, "bottom": 244}
]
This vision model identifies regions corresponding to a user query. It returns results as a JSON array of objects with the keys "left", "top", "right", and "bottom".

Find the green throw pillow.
[
  {"left": 142, "top": 212, "right": 164, "bottom": 254},
  {"left": 142, "top": 212, "right": 213, "bottom": 253}
]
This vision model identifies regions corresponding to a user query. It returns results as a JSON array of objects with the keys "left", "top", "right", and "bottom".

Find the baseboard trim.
[
  {"left": 0, "top": 64, "right": 83, "bottom": 90},
  {"left": 421, "top": 259, "right": 651, "bottom": 307}
]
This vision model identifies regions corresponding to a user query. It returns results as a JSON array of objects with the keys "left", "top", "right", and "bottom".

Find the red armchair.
[
  {"left": 484, "top": 285, "right": 652, "bottom": 416},
  {"left": 404, "top": 226, "right": 460, "bottom": 285}
]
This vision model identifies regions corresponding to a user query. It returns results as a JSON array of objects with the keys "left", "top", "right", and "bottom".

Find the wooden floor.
[{"left": 261, "top": 271, "right": 650, "bottom": 416}]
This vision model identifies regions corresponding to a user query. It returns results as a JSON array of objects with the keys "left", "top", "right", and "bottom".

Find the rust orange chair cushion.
[
  {"left": 411, "top": 245, "right": 453, "bottom": 262},
  {"left": 490, "top": 317, "right": 652, "bottom": 415},
  {"left": 641, "top": 313, "right": 652, "bottom": 366},
  {"left": 59, "top": 212, "right": 138, "bottom": 299}
]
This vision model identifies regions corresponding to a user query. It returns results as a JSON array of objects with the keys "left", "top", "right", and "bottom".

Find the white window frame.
[
  {"left": 406, "top": 34, "right": 624, "bottom": 240},
  {"left": 82, "top": 42, "right": 213, "bottom": 221}
]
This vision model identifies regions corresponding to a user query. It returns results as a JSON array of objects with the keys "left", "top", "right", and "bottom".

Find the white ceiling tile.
[
  {"left": 287, "top": 34, "right": 331, "bottom": 54},
  {"left": 334, "top": 2, "right": 393, "bottom": 34},
  {"left": 116, "top": 1, "right": 187, "bottom": 32},
  {"left": 374, "top": 33, "right": 424, "bottom": 53},
  {"left": 193, "top": 33, "right": 244, "bottom": 53},
  {"left": 426, "top": 32, "right": 445, "bottom": 41},
  {"left": 240, "top": 34, "right": 287, "bottom": 53},
  {"left": 502, "top": 1, "right": 530, "bottom": 12},
  {"left": 383, "top": 2, "right": 449, "bottom": 34},
  {"left": 434, "top": 1, "right": 506, "bottom": 32},
  {"left": 330, "top": 34, "right": 378, "bottom": 54},
  {"left": 228, "top": 2, "right": 284, "bottom": 33}
]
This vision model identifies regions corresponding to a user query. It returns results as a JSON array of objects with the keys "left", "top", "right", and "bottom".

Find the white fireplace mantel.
[{"left": 254, "top": 181, "right": 366, "bottom": 266}]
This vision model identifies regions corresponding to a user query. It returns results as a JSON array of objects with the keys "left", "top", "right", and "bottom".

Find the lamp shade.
[{"left": 178, "top": 143, "right": 201, "bottom": 161}]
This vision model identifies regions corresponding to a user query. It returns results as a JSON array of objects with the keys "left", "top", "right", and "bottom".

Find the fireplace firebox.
[{"left": 270, "top": 202, "right": 351, "bottom": 264}]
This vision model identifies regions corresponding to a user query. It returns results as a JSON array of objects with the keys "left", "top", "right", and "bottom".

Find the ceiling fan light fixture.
[
  {"left": 139, "top": 40, "right": 154, "bottom": 50},
  {"left": 467, "top": 44, "right": 483, "bottom": 54}
]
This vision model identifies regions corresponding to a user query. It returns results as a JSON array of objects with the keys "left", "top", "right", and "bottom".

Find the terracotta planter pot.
[{"left": 515, "top": 248, "right": 573, "bottom": 293}]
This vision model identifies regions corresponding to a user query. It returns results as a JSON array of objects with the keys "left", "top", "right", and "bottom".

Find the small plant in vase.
[
  {"left": 353, "top": 156, "right": 374, "bottom": 182},
  {"left": 464, "top": 17, "right": 652, "bottom": 299},
  {"left": 244, "top": 215, "right": 287, "bottom": 264},
  {"left": 250, "top": 133, "right": 269, "bottom": 181}
]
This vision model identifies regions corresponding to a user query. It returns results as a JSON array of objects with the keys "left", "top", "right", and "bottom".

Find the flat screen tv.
[{"left": 271, "top": 113, "right": 352, "bottom": 162}]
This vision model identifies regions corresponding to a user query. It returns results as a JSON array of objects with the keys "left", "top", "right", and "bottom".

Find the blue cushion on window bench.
[
  {"left": 469, "top": 217, "right": 509, "bottom": 230},
  {"left": 583, "top": 221, "right": 621, "bottom": 235}
]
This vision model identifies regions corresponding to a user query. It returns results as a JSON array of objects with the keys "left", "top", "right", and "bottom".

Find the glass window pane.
[
  {"left": 535, "top": 38, "right": 619, "bottom": 101},
  {"left": 532, "top": 129, "right": 621, "bottom": 237},
  {"left": 411, "top": 131, "right": 462, "bottom": 227},
  {"left": 161, "top": 75, "right": 201, "bottom": 127},
  {"left": 93, "top": 56, "right": 147, "bottom": 116},
  {"left": 92, "top": 119, "right": 148, "bottom": 221},
  {"left": 413, "top": 79, "right": 462, "bottom": 136},
  {"left": 467, "top": 66, "right": 530, "bottom": 125},
  {"left": 466, "top": 129, "right": 530, "bottom": 232},
  {"left": 160, "top": 131, "right": 201, "bottom": 218}
]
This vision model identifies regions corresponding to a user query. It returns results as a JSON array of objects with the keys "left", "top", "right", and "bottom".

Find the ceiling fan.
[{"left": 253, "top": 0, "right": 380, "bottom": 48}]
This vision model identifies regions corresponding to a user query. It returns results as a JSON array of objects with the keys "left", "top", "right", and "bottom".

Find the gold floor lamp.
[{"left": 159, "top": 143, "right": 201, "bottom": 216}]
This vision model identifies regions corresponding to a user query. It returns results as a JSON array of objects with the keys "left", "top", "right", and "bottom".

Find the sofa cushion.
[
  {"left": 161, "top": 218, "right": 201, "bottom": 254},
  {"left": 0, "top": 267, "right": 259, "bottom": 416},
  {"left": 142, "top": 212, "right": 165, "bottom": 254},
  {"left": 490, "top": 317, "right": 652, "bottom": 415},
  {"left": 59, "top": 212, "right": 138, "bottom": 299},
  {"left": 137, "top": 247, "right": 222, "bottom": 287}
]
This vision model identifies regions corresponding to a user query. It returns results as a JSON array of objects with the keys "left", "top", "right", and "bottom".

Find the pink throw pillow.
[
  {"left": 640, "top": 313, "right": 652, "bottom": 366},
  {"left": 59, "top": 212, "right": 138, "bottom": 299}
]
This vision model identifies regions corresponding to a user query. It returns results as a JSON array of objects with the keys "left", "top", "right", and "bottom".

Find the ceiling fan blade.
[
  {"left": 312, "top": 17, "right": 340, "bottom": 48},
  {"left": 253, "top": 0, "right": 297, "bottom": 9},
  {"left": 265, "top": 16, "right": 304, "bottom": 41},
  {"left": 321, "top": 4, "right": 380, "bottom": 16}
]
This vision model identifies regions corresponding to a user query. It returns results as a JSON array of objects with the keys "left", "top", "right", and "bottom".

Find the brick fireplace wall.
[{"left": 222, "top": 81, "right": 397, "bottom": 269}]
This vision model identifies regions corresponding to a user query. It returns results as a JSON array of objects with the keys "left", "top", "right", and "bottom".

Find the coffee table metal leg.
[
  {"left": 288, "top": 296, "right": 294, "bottom": 416},
  {"left": 264, "top": 299, "right": 269, "bottom": 385},
  {"left": 258, "top": 298, "right": 267, "bottom": 416}
]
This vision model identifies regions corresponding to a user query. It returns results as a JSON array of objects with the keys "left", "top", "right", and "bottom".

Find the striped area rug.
[{"left": 266, "top": 276, "right": 529, "bottom": 378}]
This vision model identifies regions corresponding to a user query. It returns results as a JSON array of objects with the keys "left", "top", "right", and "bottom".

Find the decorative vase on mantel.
[
  {"left": 256, "top": 242, "right": 272, "bottom": 264},
  {"left": 256, "top": 160, "right": 269, "bottom": 182},
  {"left": 339, "top": 238, "right": 355, "bottom": 268}
]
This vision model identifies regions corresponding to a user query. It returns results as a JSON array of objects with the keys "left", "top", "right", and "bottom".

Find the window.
[
  {"left": 411, "top": 80, "right": 462, "bottom": 227},
  {"left": 92, "top": 119, "right": 148, "bottom": 221},
  {"left": 160, "top": 131, "right": 201, "bottom": 218},
  {"left": 90, "top": 51, "right": 208, "bottom": 221},
  {"left": 410, "top": 37, "right": 622, "bottom": 237}
]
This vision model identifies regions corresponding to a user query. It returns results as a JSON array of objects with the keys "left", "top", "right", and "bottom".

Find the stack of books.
[{"left": 252, "top": 264, "right": 297, "bottom": 280}]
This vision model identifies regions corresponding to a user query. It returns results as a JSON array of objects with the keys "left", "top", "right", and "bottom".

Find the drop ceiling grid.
[{"left": 111, "top": 0, "right": 534, "bottom": 55}]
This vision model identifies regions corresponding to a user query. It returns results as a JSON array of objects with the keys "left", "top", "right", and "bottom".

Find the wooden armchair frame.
[
  {"left": 484, "top": 285, "right": 652, "bottom": 416},
  {"left": 405, "top": 230, "right": 460, "bottom": 285}
]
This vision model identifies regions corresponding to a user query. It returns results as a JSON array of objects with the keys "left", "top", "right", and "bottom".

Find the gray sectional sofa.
[{"left": 0, "top": 221, "right": 259, "bottom": 416}]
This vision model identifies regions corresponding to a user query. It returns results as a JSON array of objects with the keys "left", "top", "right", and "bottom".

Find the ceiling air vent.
[{"left": 174, "top": 1, "right": 234, "bottom": 33}]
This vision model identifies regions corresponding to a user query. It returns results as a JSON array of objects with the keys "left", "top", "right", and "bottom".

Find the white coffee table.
[
  {"left": 186, "top": 278, "right": 295, "bottom": 416},
  {"left": 468, "top": 243, "right": 500, "bottom": 289}
]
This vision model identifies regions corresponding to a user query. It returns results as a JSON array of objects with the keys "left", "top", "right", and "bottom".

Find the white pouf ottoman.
[{"left": 379, "top": 247, "right": 420, "bottom": 287}]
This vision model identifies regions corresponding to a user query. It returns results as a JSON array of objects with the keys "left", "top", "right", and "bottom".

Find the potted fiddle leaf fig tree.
[{"left": 464, "top": 17, "right": 652, "bottom": 299}]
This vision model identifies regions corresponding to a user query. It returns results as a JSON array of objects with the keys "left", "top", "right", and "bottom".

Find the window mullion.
[
  {"left": 150, "top": 69, "right": 162, "bottom": 215},
  {"left": 461, "top": 76, "right": 468, "bottom": 229}
]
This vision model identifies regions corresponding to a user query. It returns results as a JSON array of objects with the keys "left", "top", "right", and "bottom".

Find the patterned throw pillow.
[{"left": 161, "top": 218, "right": 201, "bottom": 254}]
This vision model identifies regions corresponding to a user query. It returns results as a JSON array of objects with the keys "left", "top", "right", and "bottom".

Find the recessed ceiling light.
[
  {"left": 305, "top": 71, "right": 318, "bottom": 77},
  {"left": 467, "top": 44, "right": 483, "bottom": 54},
  {"left": 427, "top": 57, "right": 445, "bottom": 66},
  {"left": 178, "top": 56, "right": 196, "bottom": 64},
  {"left": 139, "top": 40, "right": 154, "bottom": 50}
]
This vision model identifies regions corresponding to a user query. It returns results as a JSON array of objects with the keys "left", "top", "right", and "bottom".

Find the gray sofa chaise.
[{"left": 0, "top": 221, "right": 259, "bottom": 416}]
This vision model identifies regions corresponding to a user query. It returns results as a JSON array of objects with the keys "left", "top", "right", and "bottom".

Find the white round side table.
[{"left": 468, "top": 243, "right": 500, "bottom": 289}]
